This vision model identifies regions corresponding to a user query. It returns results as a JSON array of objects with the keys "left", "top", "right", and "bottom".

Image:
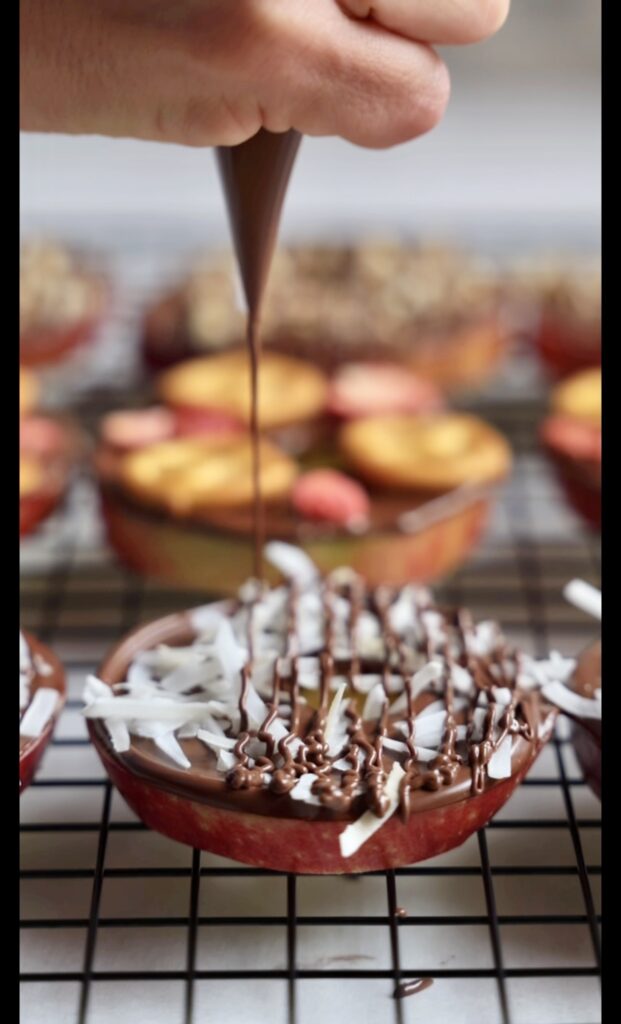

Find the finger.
[
  {"left": 338, "top": 0, "right": 510, "bottom": 45},
  {"left": 276, "top": 13, "right": 451, "bottom": 148}
]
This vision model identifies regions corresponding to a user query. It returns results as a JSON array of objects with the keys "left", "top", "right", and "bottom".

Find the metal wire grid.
[
  {"left": 19, "top": 392, "right": 601, "bottom": 1024},
  {"left": 19, "top": 238, "right": 601, "bottom": 1024}
]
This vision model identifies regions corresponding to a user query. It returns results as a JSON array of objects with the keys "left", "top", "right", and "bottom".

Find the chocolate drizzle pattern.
[
  {"left": 222, "top": 578, "right": 541, "bottom": 820},
  {"left": 84, "top": 559, "right": 570, "bottom": 828}
]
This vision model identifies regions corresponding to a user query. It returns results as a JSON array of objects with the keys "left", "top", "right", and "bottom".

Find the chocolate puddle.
[
  {"left": 217, "top": 128, "right": 302, "bottom": 577},
  {"left": 395, "top": 978, "right": 434, "bottom": 1000}
]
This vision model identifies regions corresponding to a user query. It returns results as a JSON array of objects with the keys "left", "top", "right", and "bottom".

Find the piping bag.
[
  {"left": 215, "top": 128, "right": 302, "bottom": 579},
  {"left": 216, "top": 128, "right": 302, "bottom": 318}
]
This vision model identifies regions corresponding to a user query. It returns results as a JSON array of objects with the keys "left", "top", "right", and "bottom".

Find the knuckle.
[{"left": 412, "top": 57, "right": 451, "bottom": 134}]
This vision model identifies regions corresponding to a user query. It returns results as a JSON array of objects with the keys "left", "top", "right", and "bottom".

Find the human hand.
[{"left": 21, "top": 0, "right": 509, "bottom": 148}]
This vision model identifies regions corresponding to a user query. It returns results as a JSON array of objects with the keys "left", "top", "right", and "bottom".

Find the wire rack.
[{"left": 20, "top": 254, "right": 601, "bottom": 1024}]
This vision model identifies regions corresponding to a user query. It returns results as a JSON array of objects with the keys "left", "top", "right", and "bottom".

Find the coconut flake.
[
  {"left": 467, "top": 621, "right": 500, "bottom": 657},
  {"left": 19, "top": 688, "right": 58, "bottom": 738},
  {"left": 177, "top": 722, "right": 200, "bottom": 739},
  {"left": 411, "top": 710, "right": 447, "bottom": 749},
  {"left": 324, "top": 682, "right": 348, "bottom": 750},
  {"left": 196, "top": 729, "right": 236, "bottom": 752},
  {"left": 451, "top": 663, "right": 475, "bottom": 695},
  {"left": 339, "top": 762, "right": 405, "bottom": 858},
  {"left": 421, "top": 610, "right": 447, "bottom": 650},
  {"left": 189, "top": 604, "right": 228, "bottom": 635},
  {"left": 83, "top": 675, "right": 114, "bottom": 702},
  {"left": 487, "top": 735, "right": 513, "bottom": 779},
  {"left": 389, "top": 661, "right": 443, "bottom": 715},
  {"left": 382, "top": 737, "right": 409, "bottom": 756},
  {"left": 563, "top": 579, "right": 601, "bottom": 621},
  {"left": 213, "top": 619, "right": 248, "bottom": 683},
  {"left": 417, "top": 699, "right": 445, "bottom": 718},
  {"left": 217, "top": 749, "right": 237, "bottom": 772},
  {"left": 33, "top": 653, "right": 53, "bottom": 677},
  {"left": 159, "top": 660, "right": 212, "bottom": 695},
  {"left": 154, "top": 732, "right": 191, "bottom": 768},
  {"left": 491, "top": 687, "right": 513, "bottom": 708},
  {"left": 541, "top": 681, "right": 602, "bottom": 720},
  {"left": 296, "top": 657, "right": 320, "bottom": 689},
  {"left": 103, "top": 718, "right": 131, "bottom": 752},
  {"left": 83, "top": 698, "right": 226, "bottom": 723},
  {"left": 289, "top": 773, "right": 322, "bottom": 806},
  {"left": 362, "top": 683, "right": 385, "bottom": 722},
  {"left": 20, "top": 633, "right": 32, "bottom": 712},
  {"left": 264, "top": 541, "right": 318, "bottom": 586},
  {"left": 413, "top": 745, "right": 443, "bottom": 763},
  {"left": 20, "top": 632, "right": 30, "bottom": 672}
]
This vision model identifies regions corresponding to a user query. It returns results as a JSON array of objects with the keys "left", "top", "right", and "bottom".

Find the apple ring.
[
  {"left": 19, "top": 368, "right": 40, "bottom": 417},
  {"left": 158, "top": 349, "right": 328, "bottom": 430},
  {"left": 551, "top": 367, "right": 601, "bottom": 425},
  {"left": 120, "top": 435, "right": 298, "bottom": 516},
  {"left": 339, "top": 413, "right": 511, "bottom": 491}
]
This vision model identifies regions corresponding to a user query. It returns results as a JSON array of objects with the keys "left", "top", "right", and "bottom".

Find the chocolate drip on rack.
[{"left": 395, "top": 978, "right": 434, "bottom": 999}]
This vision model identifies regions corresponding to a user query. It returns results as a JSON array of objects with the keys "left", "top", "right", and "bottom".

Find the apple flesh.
[{"left": 100, "top": 486, "right": 493, "bottom": 593}]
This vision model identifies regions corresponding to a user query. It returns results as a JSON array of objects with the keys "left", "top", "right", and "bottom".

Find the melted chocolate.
[
  {"left": 94, "top": 586, "right": 555, "bottom": 824},
  {"left": 217, "top": 129, "right": 301, "bottom": 577},
  {"left": 395, "top": 978, "right": 434, "bottom": 999}
]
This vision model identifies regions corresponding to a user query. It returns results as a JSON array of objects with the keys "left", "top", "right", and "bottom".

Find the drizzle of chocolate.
[
  {"left": 216, "top": 128, "right": 302, "bottom": 578},
  {"left": 394, "top": 978, "right": 434, "bottom": 999},
  {"left": 222, "top": 578, "right": 545, "bottom": 820}
]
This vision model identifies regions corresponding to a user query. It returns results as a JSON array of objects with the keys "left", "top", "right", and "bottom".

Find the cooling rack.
[{"left": 20, "top": 252, "right": 601, "bottom": 1024}]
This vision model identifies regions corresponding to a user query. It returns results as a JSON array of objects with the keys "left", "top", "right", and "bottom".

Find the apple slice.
[
  {"left": 328, "top": 362, "right": 444, "bottom": 419},
  {"left": 20, "top": 633, "right": 66, "bottom": 792}
]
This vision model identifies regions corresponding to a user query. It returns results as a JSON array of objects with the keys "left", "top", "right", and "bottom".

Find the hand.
[{"left": 20, "top": 0, "right": 509, "bottom": 148}]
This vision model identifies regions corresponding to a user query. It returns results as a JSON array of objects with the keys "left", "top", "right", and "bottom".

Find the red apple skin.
[
  {"left": 20, "top": 719, "right": 56, "bottom": 792},
  {"left": 557, "top": 474, "right": 601, "bottom": 529},
  {"left": 541, "top": 430, "right": 601, "bottom": 531},
  {"left": 20, "top": 491, "right": 62, "bottom": 537},
  {"left": 572, "top": 722, "right": 601, "bottom": 800},
  {"left": 172, "top": 405, "right": 245, "bottom": 438},
  {"left": 20, "top": 311, "right": 105, "bottom": 368},
  {"left": 534, "top": 315, "right": 600, "bottom": 380},
  {"left": 20, "top": 636, "right": 66, "bottom": 793},
  {"left": 89, "top": 608, "right": 555, "bottom": 871},
  {"left": 90, "top": 724, "right": 549, "bottom": 874}
]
